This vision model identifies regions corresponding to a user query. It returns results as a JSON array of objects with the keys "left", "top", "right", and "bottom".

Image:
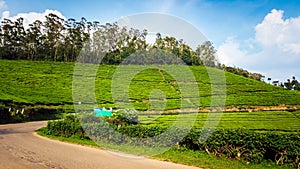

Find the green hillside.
[{"left": 1, "top": 59, "right": 300, "bottom": 110}]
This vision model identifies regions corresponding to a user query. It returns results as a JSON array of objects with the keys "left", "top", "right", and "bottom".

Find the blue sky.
[{"left": 1, "top": 0, "right": 300, "bottom": 81}]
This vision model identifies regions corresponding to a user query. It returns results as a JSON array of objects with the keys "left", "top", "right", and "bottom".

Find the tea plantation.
[
  {"left": 1, "top": 59, "right": 300, "bottom": 109},
  {"left": 3, "top": 60, "right": 299, "bottom": 168}
]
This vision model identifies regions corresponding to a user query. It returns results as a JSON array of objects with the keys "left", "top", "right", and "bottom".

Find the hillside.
[{"left": 1, "top": 59, "right": 300, "bottom": 112}]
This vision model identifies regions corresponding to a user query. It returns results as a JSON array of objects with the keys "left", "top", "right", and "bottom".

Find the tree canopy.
[
  {"left": 2, "top": 13, "right": 283, "bottom": 83},
  {"left": 0, "top": 13, "right": 220, "bottom": 67}
]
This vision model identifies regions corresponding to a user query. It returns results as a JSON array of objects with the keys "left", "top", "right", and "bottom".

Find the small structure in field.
[{"left": 93, "top": 107, "right": 113, "bottom": 117}]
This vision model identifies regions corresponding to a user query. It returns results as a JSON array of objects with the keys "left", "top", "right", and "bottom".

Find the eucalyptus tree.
[
  {"left": 0, "top": 13, "right": 222, "bottom": 69},
  {"left": 154, "top": 33, "right": 164, "bottom": 49},
  {"left": 196, "top": 41, "right": 219, "bottom": 67},
  {"left": 44, "top": 13, "right": 65, "bottom": 61},
  {"left": 163, "top": 36, "right": 178, "bottom": 53},
  {"left": 179, "top": 43, "right": 193, "bottom": 65},
  {"left": 13, "top": 18, "right": 26, "bottom": 59},
  {"left": 25, "top": 20, "right": 43, "bottom": 60},
  {"left": 0, "top": 18, "right": 14, "bottom": 59}
]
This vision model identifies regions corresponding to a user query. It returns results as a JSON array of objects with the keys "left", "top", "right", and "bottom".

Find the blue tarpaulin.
[{"left": 93, "top": 108, "right": 113, "bottom": 117}]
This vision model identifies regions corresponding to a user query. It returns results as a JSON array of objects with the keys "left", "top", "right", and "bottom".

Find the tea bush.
[
  {"left": 110, "top": 109, "right": 139, "bottom": 125},
  {"left": 41, "top": 115, "right": 300, "bottom": 168}
]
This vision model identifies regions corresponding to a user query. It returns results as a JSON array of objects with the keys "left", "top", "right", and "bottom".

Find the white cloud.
[
  {"left": 255, "top": 9, "right": 300, "bottom": 54},
  {"left": 1, "top": 10, "right": 8, "bottom": 18},
  {"left": 0, "top": 0, "right": 6, "bottom": 9},
  {"left": 217, "top": 37, "right": 248, "bottom": 67},
  {"left": 1, "top": 9, "right": 66, "bottom": 29},
  {"left": 217, "top": 9, "right": 300, "bottom": 81}
]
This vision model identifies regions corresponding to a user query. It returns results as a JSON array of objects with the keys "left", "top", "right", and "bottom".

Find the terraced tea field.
[
  {"left": 1, "top": 60, "right": 300, "bottom": 110},
  {"left": 139, "top": 111, "right": 300, "bottom": 132},
  {"left": 1, "top": 59, "right": 300, "bottom": 131}
]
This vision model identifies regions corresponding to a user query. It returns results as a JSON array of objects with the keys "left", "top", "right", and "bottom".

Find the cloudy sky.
[{"left": 1, "top": 0, "right": 300, "bottom": 81}]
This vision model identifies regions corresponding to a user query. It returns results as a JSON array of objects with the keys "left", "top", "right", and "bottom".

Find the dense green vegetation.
[
  {"left": 1, "top": 59, "right": 300, "bottom": 110},
  {"left": 36, "top": 130, "right": 292, "bottom": 169},
  {"left": 0, "top": 13, "right": 219, "bottom": 68},
  {"left": 39, "top": 115, "right": 300, "bottom": 168},
  {"left": 1, "top": 59, "right": 299, "bottom": 167},
  {"left": 139, "top": 111, "right": 300, "bottom": 132}
]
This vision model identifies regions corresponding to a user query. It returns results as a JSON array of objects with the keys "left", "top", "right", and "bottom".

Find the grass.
[
  {"left": 36, "top": 128, "right": 99, "bottom": 147},
  {"left": 156, "top": 148, "right": 293, "bottom": 169},
  {"left": 36, "top": 129, "right": 293, "bottom": 169}
]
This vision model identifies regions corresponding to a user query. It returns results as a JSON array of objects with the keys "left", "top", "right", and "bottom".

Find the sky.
[{"left": 1, "top": 0, "right": 300, "bottom": 82}]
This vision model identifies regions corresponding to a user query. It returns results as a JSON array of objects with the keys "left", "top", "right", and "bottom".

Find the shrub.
[
  {"left": 110, "top": 109, "right": 139, "bottom": 125},
  {"left": 41, "top": 114, "right": 300, "bottom": 168},
  {"left": 45, "top": 115, "right": 85, "bottom": 138},
  {"left": 179, "top": 129, "right": 300, "bottom": 168}
]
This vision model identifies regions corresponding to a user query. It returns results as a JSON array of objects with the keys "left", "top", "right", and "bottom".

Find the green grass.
[
  {"left": 139, "top": 111, "right": 300, "bottom": 131},
  {"left": 156, "top": 148, "right": 293, "bottom": 169},
  {"left": 37, "top": 129, "right": 293, "bottom": 169},
  {"left": 36, "top": 128, "right": 99, "bottom": 147},
  {"left": 1, "top": 59, "right": 300, "bottom": 110}
]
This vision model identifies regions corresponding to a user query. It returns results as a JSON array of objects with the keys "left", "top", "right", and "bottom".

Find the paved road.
[{"left": 0, "top": 121, "right": 201, "bottom": 169}]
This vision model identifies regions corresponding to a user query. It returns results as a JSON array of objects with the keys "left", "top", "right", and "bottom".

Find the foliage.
[
  {"left": 44, "top": 115, "right": 85, "bottom": 138},
  {"left": 223, "top": 65, "right": 265, "bottom": 81},
  {"left": 196, "top": 41, "right": 220, "bottom": 68},
  {"left": 283, "top": 76, "right": 300, "bottom": 91},
  {"left": 156, "top": 148, "right": 294, "bottom": 169},
  {"left": 0, "top": 13, "right": 220, "bottom": 67},
  {"left": 181, "top": 129, "right": 300, "bottom": 168},
  {"left": 41, "top": 114, "right": 300, "bottom": 168},
  {"left": 139, "top": 111, "right": 300, "bottom": 132},
  {"left": 109, "top": 109, "right": 139, "bottom": 125},
  {"left": 1, "top": 60, "right": 300, "bottom": 111}
]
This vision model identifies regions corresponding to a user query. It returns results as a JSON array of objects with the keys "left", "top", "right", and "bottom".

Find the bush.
[
  {"left": 110, "top": 109, "right": 139, "bottom": 125},
  {"left": 180, "top": 129, "right": 300, "bottom": 168},
  {"left": 45, "top": 115, "right": 85, "bottom": 138},
  {"left": 41, "top": 114, "right": 300, "bottom": 168}
]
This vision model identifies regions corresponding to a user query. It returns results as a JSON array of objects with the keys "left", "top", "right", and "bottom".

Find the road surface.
[{"left": 0, "top": 121, "right": 201, "bottom": 169}]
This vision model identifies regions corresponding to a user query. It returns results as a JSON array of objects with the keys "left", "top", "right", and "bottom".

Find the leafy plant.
[
  {"left": 41, "top": 114, "right": 300, "bottom": 168},
  {"left": 110, "top": 109, "right": 139, "bottom": 125}
]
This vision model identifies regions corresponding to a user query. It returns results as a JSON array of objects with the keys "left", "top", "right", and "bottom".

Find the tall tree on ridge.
[{"left": 44, "top": 13, "right": 65, "bottom": 61}]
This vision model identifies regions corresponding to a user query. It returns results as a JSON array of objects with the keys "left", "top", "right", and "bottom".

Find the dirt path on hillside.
[
  {"left": 0, "top": 121, "right": 201, "bottom": 169},
  {"left": 160, "top": 105, "right": 300, "bottom": 114}
]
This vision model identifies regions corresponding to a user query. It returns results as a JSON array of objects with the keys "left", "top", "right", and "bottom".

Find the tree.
[
  {"left": 196, "top": 41, "right": 219, "bottom": 67},
  {"left": 282, "top": 76, "right": 300, "bottom": 91},
  {"left": 13, "top": 18, "right": 26, "bottom": 59},
  {"left": 291, "top": 76, "right": 300, "bottom": 91},
  {"left": 25, "top": 20, "right": 43, "bottom": 60},
  {"left": 0, "top": 18, "right": 17, "bottom": 59},
  {"left": 272, "top": 81, "right": 279, "bottom": 86},
  {"left": 154, "top": 33, "right": 164, "bottom": 49},
  {"left": 284, "top": 79, "right": 293, "bottom": 90},
  {"left": 267, "top": 78, "right": 272, "bottom": 84},
  {"left": 179, "top": 43, "right": 193, "bottom": 65},
  {"left": 44, "top": 13, "right": 65, "bottom": 61}
]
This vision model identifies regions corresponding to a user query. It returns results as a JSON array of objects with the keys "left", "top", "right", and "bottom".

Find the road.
[{"left": 0, "top": 121, "right": 201, "bottom": 169}]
